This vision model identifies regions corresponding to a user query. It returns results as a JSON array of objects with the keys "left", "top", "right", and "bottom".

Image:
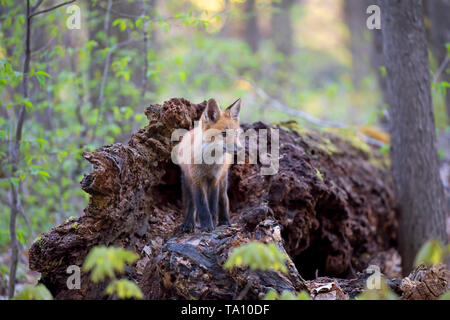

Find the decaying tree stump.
[{"left": 29, "top": 98, "right": 400, "bottom": 299}]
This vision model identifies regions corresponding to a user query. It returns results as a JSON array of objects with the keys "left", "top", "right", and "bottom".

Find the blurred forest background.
[{"left": 0, "top": 0, "right": 449, "bottom": 297}]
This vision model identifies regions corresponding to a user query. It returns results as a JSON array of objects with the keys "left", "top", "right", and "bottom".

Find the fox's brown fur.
[{"left": 176, "top": 98, "right": 242, "bottom": 232}]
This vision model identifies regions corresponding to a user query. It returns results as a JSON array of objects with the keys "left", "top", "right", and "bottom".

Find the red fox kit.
[{"left": 177, "top": 98, "right": 242, "bottom": 232}]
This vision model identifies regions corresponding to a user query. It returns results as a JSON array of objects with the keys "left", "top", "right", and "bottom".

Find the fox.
[{"left": 176, "top": 98, "right": 242, "bottom": 232}]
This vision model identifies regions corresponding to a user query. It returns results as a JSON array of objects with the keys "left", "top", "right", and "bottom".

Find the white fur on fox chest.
[{"left": 177, "top": 126, "right": 232, "bottom": 183}]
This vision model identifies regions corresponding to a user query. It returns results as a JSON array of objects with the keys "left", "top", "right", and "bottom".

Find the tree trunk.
[
  {"left": 381, "top": 0, "right": 447, "bottom": 275},
  {"left": 426, "top": 0, "right": 450, "bottom": 124},
  {"left": 29, "top": 98, "right": 398, "bottom": 299},
  {"left": 344, "top": 0, "right": 371, "bottom": 89},
  {"left": 244, "top": 0, "right": 260, "bottom": 52},
  {"left": 272, "top": 0, "right": 295, "bottom": 56}
]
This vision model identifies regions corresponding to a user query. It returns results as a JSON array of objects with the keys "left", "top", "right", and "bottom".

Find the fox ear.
[
  {"left": 203, "top": 98, "right": 221, "bottom": 124},
  {"left": 225, "top": 98, "right": 241, "bottom": 120}
]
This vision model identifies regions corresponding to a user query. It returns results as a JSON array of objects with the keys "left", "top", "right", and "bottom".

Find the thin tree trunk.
[
  {"left": 272, "top": 0, "right": 295, "bottom": 56},
  {"left": 381, "top": 0, "right": 447, "bottom": 275},
  {"left": 244, "top": 0, "right": 260, "bottom": 52},
  {"left": 426, "top": 0, "right": 450, "bottom": 124},
  {"left": 344, "top": 0, "right": 370, "bottom": 89},
  {"left": 369, "top": 0, "right": 389, "bottom": 127},
  {"left": 8, "top": 0, "right": 32, "bottom": 299},
  {"left": 7, "top": 0, "right": 78, "bottom": 298}
]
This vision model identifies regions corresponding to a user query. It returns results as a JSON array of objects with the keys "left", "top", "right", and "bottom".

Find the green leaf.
[
  {"left": 24, "top": 99, "right": 33, "bottom": 111},
  {"left": 82, "top": 246, "right": 139, "bottom": 283},
  {"left": 379, "top": 144, "right": 390, "bottom": 155},
  {"left": 9, "top": 177, "right": 19, "bottom": 188},
  {"left": 13, "top": 284, "right": 53, "bottom": 300},
  {"left": 263, "top": 289, "right": 279, "bottom": 300},
  {"left": 414, "top": 239, "right": 445, "bottom": 267},
  {"left": 296, "top": 290, "right": 312, "bottom": 300},
  {"left": 224, "top": 241, "right": 288, "bottom": 273},
  {"left": 179, "top": 71, "right": 186, "bottom": 84},
  {"left": 439, "top": 291, "right": 450, "bottom": 300},
  {"left": 105, "top": 279, "right": 143, "bottom": 299},
  {"left": 279, "top": 290, "right": 297, "bottom": 300},
  {"left": 356, "top": 280, "right": 398, "bottom": 300},
  {"left": 35, "top": 70, "right": 53, "bottom": 78},
  {"left": 38, "top": 170, "right": 51, "bottom": 182}
]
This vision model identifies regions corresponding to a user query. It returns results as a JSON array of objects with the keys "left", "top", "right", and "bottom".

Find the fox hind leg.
[
  {"left": 217, "top": 175, "right": 231, "bottom": 226},
  {"left": 181, "top": 173, "right": 195, "bottom": 233},
  {"left": 207, "top": 182, "right": 219, "bottom": 228}
]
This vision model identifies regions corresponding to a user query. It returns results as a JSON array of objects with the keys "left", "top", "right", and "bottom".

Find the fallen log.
[{"left": 28, "top": 98, "right": 398, "bottom": 299}]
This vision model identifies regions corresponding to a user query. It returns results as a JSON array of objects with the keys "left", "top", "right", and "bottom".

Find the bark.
[
  {"left": 400, "top": 264, "right": 449, "bottom": 300},
  {"left": 28, "top": 98, "right": 399, "bottom": 299},
  {"left": 371, "top": 27, "right": 389, "bottom": 123},
  {"left": 244, "top": 0, "right": 260, "bottom": 52},
  {"left": 272, "top": 0, "right": 295, "bottom": 56},
  {"left": 381, "top": 0, "right": 447, "bottom": 275},
  {"left": 344, "top": 0, "right": 371, "bottom": 89},
  {"left": 426, "top": 0, "right": 450, "bottom": 123}
]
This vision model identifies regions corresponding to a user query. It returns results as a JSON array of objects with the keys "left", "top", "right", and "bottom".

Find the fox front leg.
[
  {"left": 217, "top": 175, "right": 231, "bottom": 226},
  {"left": 181, "top": 174, "right": 195, "bottom": 233},
  {"left": 192, "top": 185, "right": 214, "bottom": 232}
]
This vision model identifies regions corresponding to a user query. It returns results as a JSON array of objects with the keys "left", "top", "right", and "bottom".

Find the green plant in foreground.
[
  {"left": 13, "top": 284, "right": 52, "bottom": 300},
  {"left": 355, "top": 280, "right": 398, "bottom": 300},
  {"left": 224, "top": 241, "right": 311, "bottom": 299},
  {"left": 82, "top": 246, "right": 143, "bottom": 299},
  {"left": 264, "top": 289, "right": 311, "bottom": 300},
  {"left": 356, "top": 239, "right": 450, "bottom": 300},
  {"left": 224, "top": 241, "right": 289, "bottom": 273},
  {"left": 413, "top": 239, "right": 449, "bottom": 267}
]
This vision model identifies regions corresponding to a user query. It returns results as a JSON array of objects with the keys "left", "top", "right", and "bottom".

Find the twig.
[
  {"left": 245, "top": 79, "right": 386, "bottom": 147},
  {"left": 30, "top": 35, "right": 56, "bottom": 57},
  {"left": 250, "top": 82, "right": 346, "bottom": 128},
  {"left": 140, "top": 0, "right": 149, "bottom": 103},
  {"left": 103, "top": 0, "right": 112, "bottom": 38},
  {"left": 433, "top": 56, "right": 450, "bottom": 83},
  {"left": 96, "top": 3, "right": 146, "bottom": 19},
  {"left": 92, "top": 37, "right": 144, "bottom": 140},
  {"left": 235, "top": 279, "right": 253, "bottom": 300},
  {"left": 31, "top": 0, "right": 45, "bottom": 13},
  {"left": 29, "top": 0, "right": 77, "bottom": 18}
]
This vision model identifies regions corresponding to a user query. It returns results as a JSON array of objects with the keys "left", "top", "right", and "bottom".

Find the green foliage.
[
  {"left": 106, "top": 279, "right": 144, "bottom": 300},
  {"left": 13, "top": 284, "right": 53, "bottom": 300},
  {"left": 314, "top": 168, "right": 323, "bottom": 181},
  {"left": 82, "top": 246, "right": 139, "bottom": 283},
  {"left": 82, "top": 246, "right": 143, "bottom": 299},
  {"left": 379, "top": 144, "right": 390, "bottom": 155},
  {"left": 439, "top": 291, "right": 450, "bottom": 300},
  {"left": 264, "top": 289, "right": 311, "bottom": 300},
  {"left": 355, "top": 280, "right": 398, "bottom": 300},
  {"left": 224, "top": 242, "right": 288, "bottom": 273},
  {"left": 414, "top": 239, "right": 449, "bottom": 267}
]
